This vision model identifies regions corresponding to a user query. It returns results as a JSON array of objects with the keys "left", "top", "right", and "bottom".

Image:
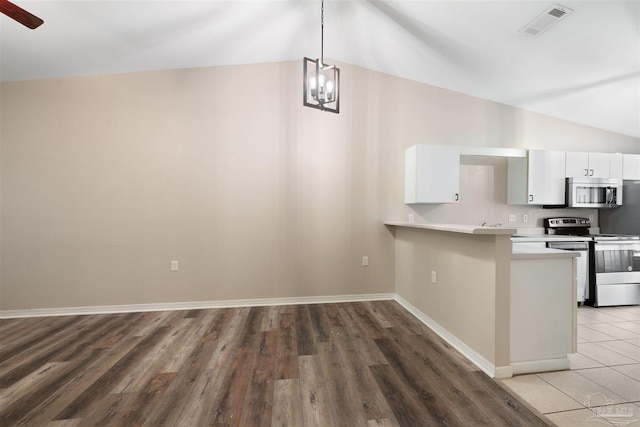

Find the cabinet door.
[
  {"left": 566, "top": 152, "right": 611, "bottom": 178},
  {"left": 623, "top": 154, "right": 640, "bottom": 180},
  {"left": 405, "top": 145, "right": 460, "bottom": 204},
  {"left": 565, "top": 152, "right": 589, "bottom": 177},
  {"left": 609, "top": 153, "right": 623, "bottom": 179},
  {"left": 588, "top": 152, "right": 610, "bottom": 178},
  {"left": 528, "top": 150, "right": 566, "bottom": 205}
]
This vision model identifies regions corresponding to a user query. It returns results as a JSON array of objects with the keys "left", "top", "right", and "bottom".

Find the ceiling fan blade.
[{"left": 0, "top": 0, "right": 44, "bottom": 29}]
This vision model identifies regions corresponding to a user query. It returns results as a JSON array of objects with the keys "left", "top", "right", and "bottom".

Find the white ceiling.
[{"left": 2, "top": 0, "right": 639, "bottom": 138}]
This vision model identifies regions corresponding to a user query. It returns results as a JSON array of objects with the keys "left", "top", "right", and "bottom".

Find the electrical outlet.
[
  {"left": 522, "top": 214, "right": 528, "bottom": 223},
  {"left": 362, "top": 256, "right": 369, "bottom": 266},
  {"left": 431, "top": 271, "right": 437, "bottom": 284},
  {"left": 171, "top": 260, "right": 179, "bottom": 272},
  {"left": 508, "top": 214, "right": 516, "bottom": 222}
]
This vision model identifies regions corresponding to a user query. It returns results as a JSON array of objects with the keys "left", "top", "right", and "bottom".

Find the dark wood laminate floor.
[{"left": 0, "top": 300, "right": 552, "bottom": 426}]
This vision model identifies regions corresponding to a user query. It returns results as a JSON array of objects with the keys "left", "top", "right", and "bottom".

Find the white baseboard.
[
  {"left": 393, "top": 294, "right": 501, "bottom": 378},
  {"left": 0, "top": 293, "right": 395, "bottom": 319},
  {"left": 510, "top": 358, "right": 570, "bottom": 376},
  {"left": 494, "top": 365, "right": 514, "bottom": 379}
]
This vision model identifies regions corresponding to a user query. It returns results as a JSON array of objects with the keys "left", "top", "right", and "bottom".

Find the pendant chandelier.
[{"left": 303, "top": 0, "right": 340, "bottom": 114}]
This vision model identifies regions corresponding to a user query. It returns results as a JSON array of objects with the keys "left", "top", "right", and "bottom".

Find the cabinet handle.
[
  {"left": 589, "top": 169, "right": 594, "bottom": 176},
  {"left": 455, "top": 193, "right": 459, "bottom": 201},
  {"left": 584, "top": 168, "right": 589, "bottom": 176},
  {"left": 529, "top": 194, "right": 533, "bottom": 202}
]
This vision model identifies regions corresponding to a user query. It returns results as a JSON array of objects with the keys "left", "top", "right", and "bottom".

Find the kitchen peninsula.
[{"left": 385, "top": 222, "right": 577, "bottom": 379}]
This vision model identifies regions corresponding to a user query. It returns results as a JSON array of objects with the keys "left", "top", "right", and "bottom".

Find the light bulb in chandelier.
[
  {"left": 325, "top": 80, "right": 334, "bottom": 101},
  {"left": 309, "top": 76, "right": 317, "bottom": 98}
]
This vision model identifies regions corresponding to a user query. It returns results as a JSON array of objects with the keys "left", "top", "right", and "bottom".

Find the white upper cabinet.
[
  {"left": 405, "top": 145, "right": 460, "bottom": 204},
  {"left": 623, "top": 154, "right": 640, "bottom": 180},
  {"left": 566, "top": 152, "right": 614, "bottom": 178},
  {"left": 565, "top": 151, "right": 589, "bottom": 177},
  {"left": 508, "top": 150, "right": 566, "bottom": 205},
  {"left": 609, "top": 153, "right": 623, "bottom": 179}
]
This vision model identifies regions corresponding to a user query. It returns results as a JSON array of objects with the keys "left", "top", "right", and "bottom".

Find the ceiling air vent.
[{"left": 519, "top": 4, "right": 573, "bottom": 37}]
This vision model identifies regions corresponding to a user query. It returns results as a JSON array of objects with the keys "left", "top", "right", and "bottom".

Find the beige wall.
[
  {"left": 393, "top": 227, "right": 514, "bottom": 370},
  {"left": 1, "top": 61, "right": 638, "bottom": 311}
]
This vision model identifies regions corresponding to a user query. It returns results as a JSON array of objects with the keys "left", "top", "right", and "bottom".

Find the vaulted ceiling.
[{"left": 2, "top": 0, "right": 639, "bottom": 138}]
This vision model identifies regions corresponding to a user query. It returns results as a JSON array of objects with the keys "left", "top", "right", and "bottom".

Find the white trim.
[
  {"left": 0, "top": 293, "right": 395, "bottom": 319},
  {"left": 458, "top": 146, "right": 527, "bottom": 158},
  {"left": 393, "top": 294, "right": 499, "bottom": 378},
  {"left": 510, "top": 358, "right": 570, "bottom": 376},
  {"left": 494, "top": 365, "right": 514, "bottom": 379}
]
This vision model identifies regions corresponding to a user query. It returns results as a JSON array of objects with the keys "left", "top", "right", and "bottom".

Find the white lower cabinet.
[
  {"left": 510, "top": 255, "right": 575, "bottom": 372},
  {"left": 508, "top": 149, "right": 566, "bottom": 205}
]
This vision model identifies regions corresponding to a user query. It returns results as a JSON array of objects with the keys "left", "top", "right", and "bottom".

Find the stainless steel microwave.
[{"left": 567, "top": 177, "right": 622, "bottom": 208}]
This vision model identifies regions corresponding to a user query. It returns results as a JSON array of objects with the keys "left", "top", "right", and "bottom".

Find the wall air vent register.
[{"left": 519, "top": 4, "right": 574, "bottom": 37}]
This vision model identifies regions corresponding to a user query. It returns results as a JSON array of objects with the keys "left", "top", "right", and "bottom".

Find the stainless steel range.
[{"left": 544, "top": 217, "right": 640, "bottom": 307}]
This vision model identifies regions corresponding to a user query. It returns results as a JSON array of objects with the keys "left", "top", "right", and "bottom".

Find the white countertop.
[
  {"left": 384, "top": 222, "right": 583, "bottom": 258},
  {"left": 384, "top": 221, "right": 517, "bottom": 235}
]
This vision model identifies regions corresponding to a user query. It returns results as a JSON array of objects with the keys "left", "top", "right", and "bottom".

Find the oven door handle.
[
  {"left": 548, "top": 243, "right": 589, "bottom": 250},
  {"left": 594, "top": 242, "right": 640, "bottom": 251}
]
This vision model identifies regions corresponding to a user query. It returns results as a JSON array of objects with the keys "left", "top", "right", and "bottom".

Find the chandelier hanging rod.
[{"left": 320, "top": 0, "right": 324, "bottom": 65}]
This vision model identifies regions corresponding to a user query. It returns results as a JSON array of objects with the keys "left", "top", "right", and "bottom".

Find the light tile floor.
[{"left": 501, "top": 305, "right": 640, "bottom": 427}]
